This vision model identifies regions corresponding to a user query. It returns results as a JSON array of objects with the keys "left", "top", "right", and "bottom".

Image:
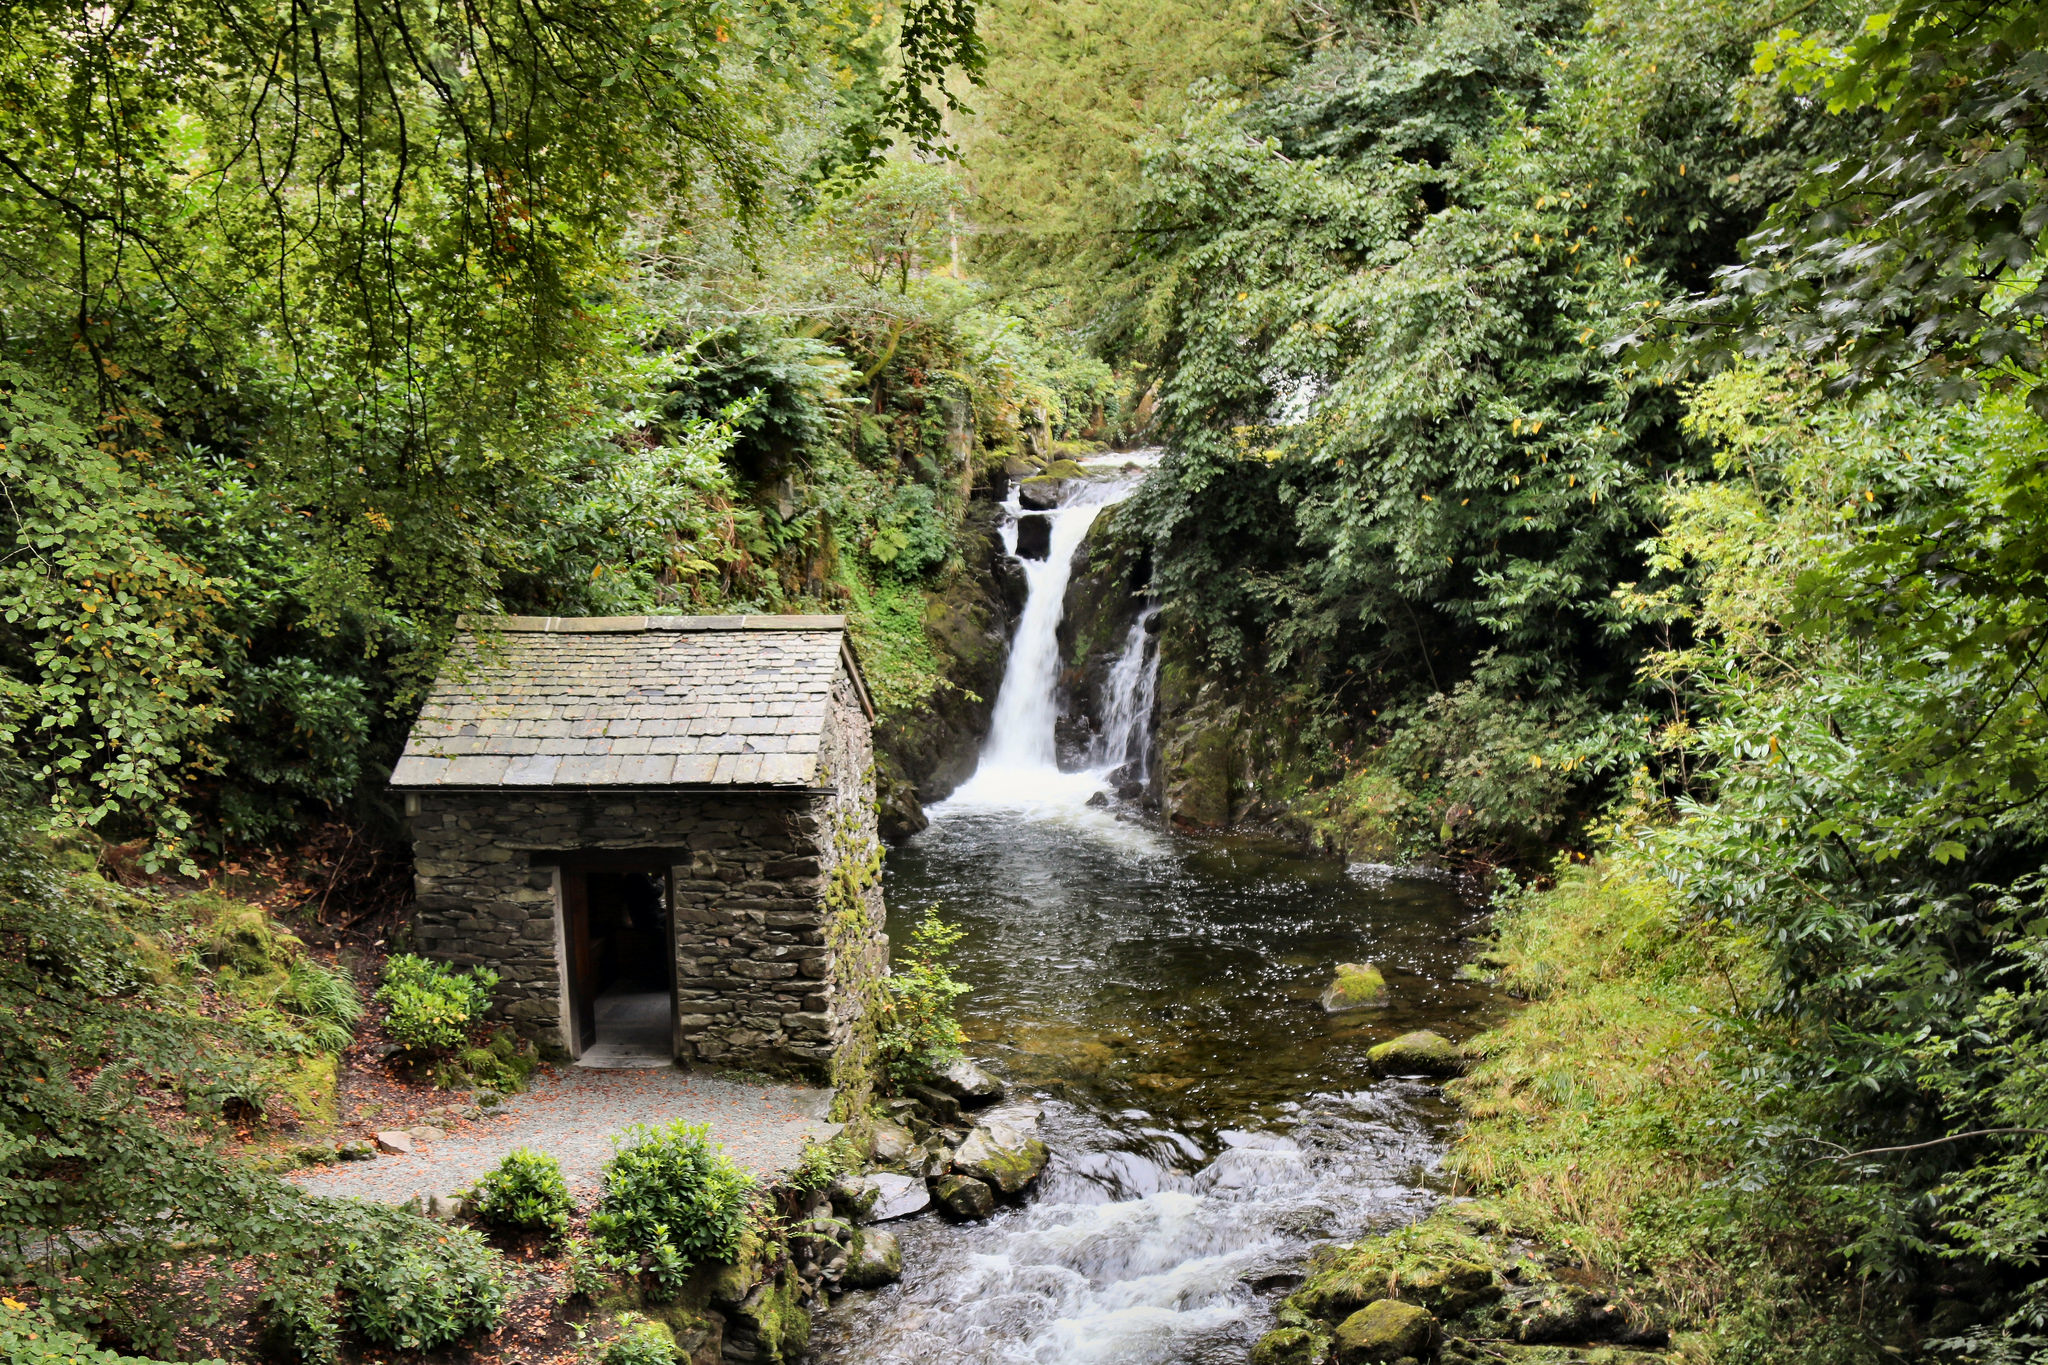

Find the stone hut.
[{"left": 390, "top": 614, "right": 886, "bottom": 1080}]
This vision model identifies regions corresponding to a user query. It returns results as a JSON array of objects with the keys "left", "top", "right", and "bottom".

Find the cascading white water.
[
  {"left": 977, "top": 483, "right": 1125, "bottom": 770},
  {"left": 1091, "top": 604, "right": 1162, "bottom": 783},
  {"left": 948, "top": 455, "right": 1159, "bottom": 810}
]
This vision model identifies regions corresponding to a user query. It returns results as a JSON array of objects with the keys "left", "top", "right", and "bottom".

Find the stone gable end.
[{"left": 393, "top": 616, "right": 886, "bottom": 1081}]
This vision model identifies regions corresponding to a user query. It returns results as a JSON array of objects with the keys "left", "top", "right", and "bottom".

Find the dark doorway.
[{"left": 559, "top": 859, "right": 675, "bottom": 1067}]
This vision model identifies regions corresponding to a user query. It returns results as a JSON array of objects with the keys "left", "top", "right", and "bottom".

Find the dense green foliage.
[
  {"left": 469, "top": 1148, "right": 576, "bottom": 1238},
  {"left": 590, "top": 1120, "right": 757, "bottom": 1296},
  {"left": 0, "top": 0, "right": 1034, "bottom": 863},
  {"left": 876, "top": 903, "right": 970, "bottom": 1085},
  {"left": 374, "top": 952, "right": 498, "bottom": 1054}
]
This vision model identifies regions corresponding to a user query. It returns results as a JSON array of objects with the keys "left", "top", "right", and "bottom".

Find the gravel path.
[{"left": 290, "top": 1065, "right": 835, "bottom": 1206}]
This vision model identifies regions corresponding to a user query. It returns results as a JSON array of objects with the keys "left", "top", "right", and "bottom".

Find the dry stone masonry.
[{"left": 391, "top": 615, "right": 888, "bottom": 1080}]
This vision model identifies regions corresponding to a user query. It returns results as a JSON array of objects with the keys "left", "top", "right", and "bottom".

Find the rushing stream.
[{"left": 813, "top": 461, "right": 1503, "bottom": 1364}]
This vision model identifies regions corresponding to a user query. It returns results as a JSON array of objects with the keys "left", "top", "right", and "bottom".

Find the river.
[{"left": 812, "top": 462, "right": 1502, "bottom": 1364}]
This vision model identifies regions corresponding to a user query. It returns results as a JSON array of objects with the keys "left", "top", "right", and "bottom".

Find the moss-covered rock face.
[
  {"left": 729, "top": 1273, "right": 810, "bottom": 1364},
  {"left": 1334, "top": 1299, "right": 1439, "bottom": 1363},
  {"left": 1287, "top": 1207, "right": 1673, "bottom": 1363},
  {"left": 1366, "top": 1030, "right": 1465, "bottom": 1077},
  {"left": 873, "top": 502, "right": 1015, "bottom": 833},
  {"left": 1158, "top": 680, "right": 1242, "bottom": 827},
  {"left": 1251, "top": 1324, "right": 1332, "bottom": 1365},
  {"left": 1321, "top": 963, "right": 1389, "bottom": 1013}
]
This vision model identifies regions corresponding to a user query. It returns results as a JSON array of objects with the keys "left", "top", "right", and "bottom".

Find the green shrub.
[
  {"left": 559, "top": 1237, "right": 627, "bottom": 1302},
  {"left": 602, "top": 1313, "right": 680, "bottom": 1365},
  {"left": 451, "top": 1025, "right": 539, "bottom": 1092},
  {"left": 590, "top": 1120, "right": 756, "bottom": 1296},
  {"left": 375, "top": 953, "right": 497, "bottom": 1053},
  {"left": 468, "top": 1148, "right": 574, "bottom": 1236},
  {"left": 0, "top": 1297, "right": 218, "bottom": 1365},
  {"left": 340, "top": 1222, "right": 508, "bottom": 1350},
  {"left": 877, "top": 904, "right": 969, "bottom": 1086}
]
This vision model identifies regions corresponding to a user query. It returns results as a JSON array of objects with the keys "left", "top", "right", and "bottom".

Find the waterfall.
[
  {"left": 976, "top": 483, "right": 1123, "bottom": 770},
  {"left": 1091, "top": 603, "right": 1161, "bottom": 783},
  {"left": 946, "top": 454, "right": 1158, "bottom": 810}
]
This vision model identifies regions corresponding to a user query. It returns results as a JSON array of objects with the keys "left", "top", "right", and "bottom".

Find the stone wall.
[
  {"left": 814, "top": 663, "right": 890, "bottom": 1103},
  {"left": 405, "top": 655, "right": 886, "bottom": 1083}
]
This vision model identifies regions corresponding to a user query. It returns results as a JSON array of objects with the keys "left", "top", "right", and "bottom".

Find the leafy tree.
[{"left": 1662, "top": 0, "right": 2048, "bottom": 408}]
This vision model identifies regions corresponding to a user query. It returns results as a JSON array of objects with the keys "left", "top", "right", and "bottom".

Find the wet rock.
[
  {"left": 1334, "top": 1299, "right": 1439, "bottom": 1364},
  {"left": 877, "top": 769, "right": 929, "bottom": 842},
  {"left": 1367, "top": 1029, "right": 1465, "bottom": 1077},
  {"left": 1320, "top": 963, "right": 1389, "bottom": 1013},
  {"left": 854, "top": 1172, "right": 931, "bottom": 1223},
  {"left": 933, "top": 1174, "right": 996, "bottom": 1219},
  {"left": 296, "top": 1143, "right": 340, "bottom": 1166},
  {"left": 953, "top": 1117, "right": 1050, "bottom": 1195},
  {"left": 840, "top": 1228, "right": 904, "bottom": 1289},
  {"left": 1086, "top": 791, "right": 1110, "bottom": 807},
  {"left": 1017, "top": 478, "right": 1068, "bottom": 510},
  {"left": 933, "top": 1057, "right": 1006, "bottom": 1108},
  {"left": 994, "top": 554, "right": 1029, "bottom": 617},
  {"left": 870, "top": 1117, "right": 918, "bottom": 1167},
  {"left": 1015, "top": 513, "right": 1052, "bottom": 561},
  {"left": 906, "top": 1083, "right": 964, "bottom": 1124},
  {"left": 373, "top": 1129, "right": 415, "bottom": 1154},
  {"left": 829, "top": 1175, "right": 878, "bottom": 1221}
]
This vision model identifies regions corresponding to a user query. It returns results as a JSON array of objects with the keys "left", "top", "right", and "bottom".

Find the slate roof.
[{"left": 390, "top": 615, "right": 872, "bottom": 790}]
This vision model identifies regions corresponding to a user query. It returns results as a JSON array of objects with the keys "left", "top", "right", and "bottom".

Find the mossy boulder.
[
  {"left": 934, "top": 1173, "right": 996, "bottom": 1219},
  {"left": 869, "top": 1117, "right": 917, "bottom": 1167},
  {"left": 1367, "top": 1030, "right": 1465, "bottom": 1077},
  {"left": 1334, "top": 1299, "right": 1439, "bottom": 1363},
  {"left": 840, "top": 1228, "right": 903, "bottom": 1289},
  {"left": 1321, "top": 963, "right": 1389, "bottom": 1013},
  {"left": 1252, "top": 1325, "right": 1332, "bottom": 1365},
  {"left": 953, "top": 1118, "right": 1049, "bottom": 1194},
  {"left": 729, "top": 1273, "right": 809, "bottom": 1363}
]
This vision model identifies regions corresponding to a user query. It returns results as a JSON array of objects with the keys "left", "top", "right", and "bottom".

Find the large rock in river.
[
  {"left": 952, "top": 1107, "right": 1049, "bottom": 1195},
  {"left": 839, "top": 1228, "right": 903, "bottom": 1289},
  {"left": 1366, "top": 1029, "right": 1465, "bottom": 1077},
  {"left": 1320, "top": 963, "right": 1388, "bottom": 1013},
  {"left": 933, "top": 1173, "right": 996, "bottom": 1220},
  {"left": 932, "top": 1057, "right": 1005, "bottom": 1108},
  {"left": 1334, "top": 1300, "right": 1439, "bottom": 1364},
  {"left": 850, "top": 1171, "right": 930, "bottom": 1223}
]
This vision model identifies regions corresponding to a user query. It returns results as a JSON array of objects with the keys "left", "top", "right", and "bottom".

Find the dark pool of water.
[{"left": 810, "top": 799, "right": 1505, "bottom": 1365}]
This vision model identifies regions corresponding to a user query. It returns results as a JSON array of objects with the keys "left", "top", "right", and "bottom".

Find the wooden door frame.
[{"left": 542, "top": 850, "right": 681, "bottom": 1060}]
